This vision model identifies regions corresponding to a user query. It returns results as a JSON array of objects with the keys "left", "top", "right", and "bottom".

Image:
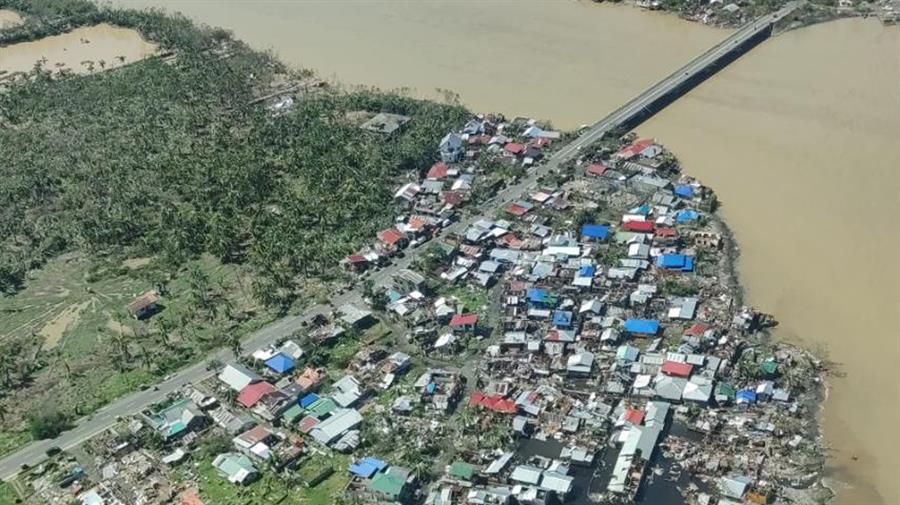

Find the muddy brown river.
[
  {"left": 8, "top": 1, "right": 900, "bottom": 502},
  {"left": 0, "top": 23, "right": 156, "bottom": 75}
]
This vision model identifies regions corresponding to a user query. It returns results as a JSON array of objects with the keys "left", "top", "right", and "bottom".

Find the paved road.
[{"left": 0, "top": 4, "right": 801, "bottom": 480}]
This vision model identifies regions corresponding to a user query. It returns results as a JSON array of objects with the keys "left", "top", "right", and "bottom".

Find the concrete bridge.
[{"left": 554, "top": 1, "right": 803, "bottom": 162}]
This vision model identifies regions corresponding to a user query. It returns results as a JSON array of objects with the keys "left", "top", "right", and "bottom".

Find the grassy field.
[
  {"left": 0, "top": 252, "right": 268, "bottom": 457},
  {"left": 193, "top": 453, "right": 350, "bottom": 505},
  {"left": 0, "top": 479, "right": 20, "bottom": 505}
]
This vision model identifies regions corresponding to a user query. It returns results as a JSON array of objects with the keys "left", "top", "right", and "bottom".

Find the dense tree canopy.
[{"left": 0, "top": 0, "right": 468, "bottom": 298}]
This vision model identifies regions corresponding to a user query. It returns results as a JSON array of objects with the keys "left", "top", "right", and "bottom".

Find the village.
[{"left": 5, "top": 113, "right": 832, "bottom": 505}]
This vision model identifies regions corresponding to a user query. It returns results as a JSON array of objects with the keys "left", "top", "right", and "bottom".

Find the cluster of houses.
[
  {"left": 24, "top": 120, "right": 824, "bottom": 505},
  {"left": 362, "top": 135, "right": 824, "bottom": 505},
  {"left": 343, "top": 115, "right": 561, "bottom": 274}
]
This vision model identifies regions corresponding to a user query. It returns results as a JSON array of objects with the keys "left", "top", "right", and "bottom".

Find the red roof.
[
  {"left": 501, "top": 233, "right": 523, "bottom": 249},
  {"left": 623, "top": 220, "right": 654, "bottom": 233},
  {"left": 426, "top": 162, "right": 449, "bottom": 179},
  {"left": 655, "top": 226, "right": 677, "bottom": 237},
  {"left": 617, "top": 138, "right": 654, "bottom": 159},
  {"left": 468, "top": 134, "right": 491, "bottom": 145},
  {"left": 297, "top": 415, "right": 320, "bottom": 434},
  {"left": 506, "top": 203, "right": 529, "bottom": 216},
  {"left": 450, "top": 313, "right": 478, "bottom": 327},
  {"left": 586, "top": 163, "right": 607, "bottom": 176},
  {"left": 442, "top": 191, "right": 464, "bottom": 206},
  {"left": 237, "top": 381, "right": 276, "bottom": 408},
  {"left": 530, "top": 137, "right": 551, "bottom": 148},
  {"left": 469, "top": 392, "right": 517, "bottom": 414},
  {"left": 685, "top": 322, "right": 709, "bottom": 336},
  {"left": 504, "top": 142, "right": 525, "bottom": 154},
  {"left": 623, "top": 408, "right": 644, "bottom": 426},
  {"left": 346, "top": 254, "right": 367, "bottom": 264},
  {"left": 661, "top": 361, "right": 693, "bottom": 378},
  {"left": 408, "top": 216, "right": 428, "bottom": 231},
  {"left": 377, "top": 228, "right": 406, "bottom": 246}
]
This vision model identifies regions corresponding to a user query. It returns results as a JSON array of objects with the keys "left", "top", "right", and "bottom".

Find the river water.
[
  {"left": 0, "top": 23, "right": 156, "bottom": 75},
  {"left": 13, "top": 1, "right": 900, "bottom": 502}
]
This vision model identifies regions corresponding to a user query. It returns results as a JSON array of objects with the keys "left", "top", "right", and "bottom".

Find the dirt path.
[{"left": 38, "top": 301, "right": 91, "bottom": 349}]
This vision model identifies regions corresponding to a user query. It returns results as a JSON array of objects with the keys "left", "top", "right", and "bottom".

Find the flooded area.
[
  {"left": 0, "top": 23, "right": 156, "bottom": 75},
  {"left": 78, "top": 1, "right": 900, "bottom": 503},
  {"left": 112, "top": 0, "right": 726, "bottom": 127},
  {"left": 0, "top": 9, "right": 23, "bottom": 28},
  {"left": 640, "top": 18, "right": 900, "bottom": 505}
]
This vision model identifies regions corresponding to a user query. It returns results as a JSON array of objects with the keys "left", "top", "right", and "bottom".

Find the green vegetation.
[
  {"left": 443, "top": 285, "right": 488, "bottom": 313},
  {"left": 190, "top": 454, "right": 349, "bottom": 505},
  {"left": 0, "top": 480, "right": 22, "bottom": 504},
  {"left": 662, "top": 278, "right": 701, "bottom": 296},
  {"left": 0, "top": 0, "right": 469, "bottom": 457},
  {"left": 25, "top": 411, "right": 70, "bottom": 440}
]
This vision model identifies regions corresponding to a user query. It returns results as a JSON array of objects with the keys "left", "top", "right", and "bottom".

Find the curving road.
[{"left": 0, "top": 2, "right": 801, "bottom": 481}]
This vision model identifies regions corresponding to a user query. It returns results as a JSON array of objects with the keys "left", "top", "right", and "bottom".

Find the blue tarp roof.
[
  {"left": 736, "top": 389, "right": 757, "bottom": 403},
  {"left": 674, "top": 185, "right": 694, "bottom": 198},
  {"left": 624, "top": 319, "right": 660, "bottom": 334},
  {"left": 683, "top": 257, "right": 695, "bottom": 272},
  {"left": 265, "top": 352, "right": 295, "bottom": 374},
  {"left": 299, "top": 393, "right": 320, "bottom": 408},
  {"left": 630, "top": 204, "right": 651, "bottom": 215},
  {"left": 349, "top": 462, "right": 378, "bottom": 479},
  {"left": 387, "top": 290, "right": 403, "bottom": 302},
  {"left": 553, "top": 310, "right": 573, "bottom": 327},
  {"left": 657, "top": 254, "right": 694, "bottom": 272},
  {"left": 658, "top": 254, "right": 687, "bottom": 268},
  {"left": 581, "top": 224, "right": 609, "bottom": 240},
  {"left": 527, "top": 288, "right": 547, "bottom": 303},
  {"left": 349, "top": 457, "right": 387, "bottom": 479},
  {"left": 676, "top": 209, "right": 700, "bottom": 223},
  {"left": 578, "top": 265, "right": 595, "bottom": 277}
]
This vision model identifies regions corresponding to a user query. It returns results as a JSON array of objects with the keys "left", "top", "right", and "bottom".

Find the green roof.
[
  {"left": 760, "top": 361, "right": 779, "bottom": 375},
  {"left": 214, "top": 453, "right": 256, "bottom": 479},
  {"left": 716, "top": 382, "right": 736, "bottom": 399},
  {"left": 282, "top": 404, "right": 304, "bottom": 423},
  {"left": 449, "top": 461, "right": 475, "bottom": 480},
  {"left": 368, "top": 471, "right": 406, "bottom": 498},
  {"left": 305, "top": 397, "right": 338, "bottom": 419}
]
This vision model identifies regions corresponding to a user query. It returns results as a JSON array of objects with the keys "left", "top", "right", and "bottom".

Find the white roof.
[
  {"left": 435, "top": 333, "right": 456, "bottom": 348},
  {"left": 310, "top": 408, "right": 363, "bottom": 445},
  {"left": 278, "top": 340, "right": 304, "bottom": 359},
  {"left": 510, "top": 465, "right": 542, "bottom": 485},
  {"left": 219, "top": 364, "right": 260, "bottom": 392},
  {"left": 540, "top": 471, "right": 574, "bottom": 494}
]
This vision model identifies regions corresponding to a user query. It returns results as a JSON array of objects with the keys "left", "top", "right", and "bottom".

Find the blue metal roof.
[
  {"left": 299, "top": 392, "right": 320, "bottom": 408},
  {"left": 674, "top": 185, "right": 694, "bottom": 198},
  {"left": 676, "top": 209, "right": 700, "bottom": 223},
  {"left": 527, "top": 288, "right": 546, "bottom": 302},
  {"left": 361, "top": 457, "right": 388, "bottom": 471},
  {"left": 349, "top": 461, "right": 379, "bottom": 479},
  {"left": 578, "top": 265, "right": 595, "bottom": 277},
  {"left": 657, "top": 254, "right": 694, "bottom": 272},
  {"left": 624, "top": 319, "right": 659, "bottom": 334},
  {"left": 736, "top": 389, "right": 757, "bottom": 403},
  {"left": 552, "top": 310, "right": 573, "bottom": 327},
  {"left": 581, "top": 224, "right": 609, "bottom": 240},
  {"left": 265, "top": 352, "right": 295, "bottom": 374}
]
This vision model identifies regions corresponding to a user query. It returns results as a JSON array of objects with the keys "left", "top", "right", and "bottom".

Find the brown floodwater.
[
  {"left": 111, "top": 0, "right": 727, "bottom": 127},
  {"left": 640, "top": 18, "right": 900, "bottom": 505},
  {"left": 62, "top": 1, "right": 900, "bottom": 502},
  {"left": 0, "top": 23, "right": 156, "bottom": 75}
]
